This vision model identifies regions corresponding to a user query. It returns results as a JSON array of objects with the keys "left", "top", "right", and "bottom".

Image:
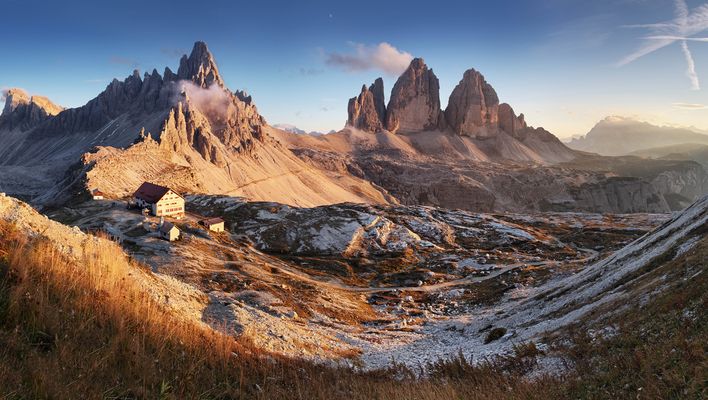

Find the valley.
[
  {"left": 0, "top": 16, "right": 706, "bottom": 396},
  {"left": 42, "top": 193, "right": 670, "bottom": 367}
]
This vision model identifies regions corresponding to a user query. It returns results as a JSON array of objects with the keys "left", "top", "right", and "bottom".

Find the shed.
[
  {"left": 199, "top": 217, "right": 225, "bottom": 232},
  {"left": 159, "top": 222, "right": 180, "bottom": 241},
  {"left": 92, "top": 189, "right": 104, "bottom": 200}
]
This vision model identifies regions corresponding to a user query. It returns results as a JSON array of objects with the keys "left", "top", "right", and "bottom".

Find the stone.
[
  {"left": 386, "top": 58, "right": 442, "bottom": 134},
  {"left": 177, "top": 41, "right": 223, "bottom": 88},
  {"left": 0, "top": 88, "right": 64, "bottom": 131},
  {"left": 498, "top": 103, "right": 527, "bottom": 138},
  {"left": 444, "top": 68, "right": 499, "bottom": 138},
  {"left": 347, "top": 78, "right": 386, "bottom": 132}
]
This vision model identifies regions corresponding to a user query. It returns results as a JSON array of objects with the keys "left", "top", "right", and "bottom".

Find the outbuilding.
[
  {"left": 133, "top": 182, "right": 185, "bottom": 218},
  {"left": 92, "top": 189, "right": 104, "bottom": 200},
  {"left": 159, "top": 222, "right": 180, "bottom": 241},
  {"left": 199, "top": 217, "right": 225, "bottom": 232}
]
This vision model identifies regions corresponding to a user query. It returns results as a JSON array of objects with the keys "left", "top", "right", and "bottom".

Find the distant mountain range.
[
  {"left": 630, "top": 143, "right": 708, "bottom": 168},
  {"left": 567, "top": 116, "right": 708, "bottom": 156},
  {"left": 272, "top": 124, "right": 333, "bottom": 136},
  {"left": 1, "top": 42, "right": 705, "bottom": 213}
]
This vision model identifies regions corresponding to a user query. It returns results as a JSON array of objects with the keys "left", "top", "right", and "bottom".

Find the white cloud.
[
  {"left": 325, "top": 42, "right": 413, "bottom": 75},
  {"left": 672, "top": 102, "right": 708, "bottom": 110}
]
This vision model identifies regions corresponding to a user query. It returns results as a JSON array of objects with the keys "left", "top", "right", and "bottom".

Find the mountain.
[
  {"left": 273, "top": 58, "right": 706, "bottom": 213},
  {"left": 0, "top": 88, "right": 64, "bottom": 131},
  {"left": 343, "top": 58, "right": 577, "bottom": 164},
  {"left": 0, "top": 42, "right": 391, "bottom": 207},
  {"left": 630, "top": 143, "right": 708, "bottom": 168},
  {"left": 568, "top": 116, "right": 708, "bottom": 156},
  {"left": 1, "top": 47, "right": 704, "bottom": 214},
  {"left": 272, "top": 124, "right": 330, "bottom": 136}
]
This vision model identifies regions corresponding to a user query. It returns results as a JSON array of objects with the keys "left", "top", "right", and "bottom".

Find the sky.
[{"left": 1, "top": 0, "right": 707, "bottom": 138}]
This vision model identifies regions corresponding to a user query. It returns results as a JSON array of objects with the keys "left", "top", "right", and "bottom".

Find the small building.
[
  {"left": 159, "top": 222, "right": 180, "bottom": 241},
  {"left": 92, "top": 189, "right": 104, "bottom": 200},
  {"left": 199, "top": 217, "right": 225, "bottom": 232},
  {"left": 133, "top": 182, "right": 185, "bottom": 218}
]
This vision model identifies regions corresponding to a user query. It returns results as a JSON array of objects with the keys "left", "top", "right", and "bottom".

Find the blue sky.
[{"left": 1, "top": 0, "right": 707, "bottom": 138}]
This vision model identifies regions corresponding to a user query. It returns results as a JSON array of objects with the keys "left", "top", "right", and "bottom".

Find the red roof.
[
  {"left": 133, "top": 182, "right": 178, "bottom": 203},
  {"left": 201, "top": 217, "right": 224, "bottom": 226}
]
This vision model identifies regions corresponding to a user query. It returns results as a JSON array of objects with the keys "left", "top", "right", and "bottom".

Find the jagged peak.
[
  {"left": 2, "top": 88, "right": 31, "bottom": 116},
  {"left": 177, "top": 41, "right": 223, "bottom": 88},
  {"left": 0, "top": 88, "right": 64, "bottom": 130}
]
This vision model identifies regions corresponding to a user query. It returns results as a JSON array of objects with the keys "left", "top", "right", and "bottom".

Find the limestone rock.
[
  {"left": 0, "top": 88, "right": 63, "bottom": 131},
  {"left": 347, "top": 78, "right": 386, "bottom": 132},
  {"left": 444, "top": 69, "right": 499, "bottom": 138},
  {"left": 177, "top": 41, "right": 223, "bottom": 88},
  {"left": 498, "top": 103, "right": 527, "bottom": 138},
  {"left": 386, "top": 58, "right": 442, "bottom": 134}
]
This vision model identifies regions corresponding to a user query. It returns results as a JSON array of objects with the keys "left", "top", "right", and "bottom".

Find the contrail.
[
  {"left": 645, "top": 35, "right": 708, "bottom": 41},
  {"left": 680, "top": 41, "right": 700, "bottom": 90},
  {"left": 619, "top": 0, "right": 708, "bottom": 90}
]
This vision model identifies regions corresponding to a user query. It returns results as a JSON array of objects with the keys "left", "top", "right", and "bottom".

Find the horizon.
[{"left": 1, "top": 0, "right": 707, "bottom": 138}]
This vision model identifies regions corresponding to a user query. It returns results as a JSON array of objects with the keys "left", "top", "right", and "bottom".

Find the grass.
[{"left": 0, "top": 220, "right": 705, "bottom": 399}]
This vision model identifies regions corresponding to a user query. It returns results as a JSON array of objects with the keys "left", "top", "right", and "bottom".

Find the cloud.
[
  {"left": 618, "top": 0, "right": 708, "bottom": 90},
  {"left": 172, "top": 80, "right": 231, "bottom": 118},
  {"left": 672, "top": 102, "right": 708, "bottom": 110},
  {"left": 299, "top": 67, "right": 324, "bottom": 76},
  {"left": 325, "top": 42, "right": 413, "bottom": 75},
  {"left": 161, "top": 47, "right": 187, "bottom": 58},
  {"left": 109, "top": 56, "right": 139, "bottom": 67}
]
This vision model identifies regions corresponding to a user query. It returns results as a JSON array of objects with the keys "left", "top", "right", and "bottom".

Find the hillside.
[
  {"left": 630, "top": 143, "right": 708, "bottom": 168},
  {"left": 0, "top": 192, "right": 705, "bottom": 398}
]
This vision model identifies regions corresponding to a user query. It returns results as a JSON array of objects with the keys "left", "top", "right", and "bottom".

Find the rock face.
[
  {"left": 0, "top": 88, "right": 63, "bottom": 131},
  {"left": 347, "top": 78, "right": 386, "bottom": 132},
  {"left": 498, "top": 103, "right": 527, "bottom": 138},
  {"left": 444, "top": 69, "right": 500, "bottom": 138},
  {"left": 385, "top": 58, "right": 442, "bottom": 134},
  {"left": 177, "top": 41, "right": 223, "bottom": 88}
]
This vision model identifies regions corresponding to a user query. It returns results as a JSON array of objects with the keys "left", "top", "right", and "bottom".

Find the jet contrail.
[
  {"left": 619, "top": 0, "right": 708, "bottom": 90},
  {"left": 680, "top": 41, "right": 700, "bottom": 90},
  {"left": 645, "top": 35, "right": 708, "bottom": 41}
]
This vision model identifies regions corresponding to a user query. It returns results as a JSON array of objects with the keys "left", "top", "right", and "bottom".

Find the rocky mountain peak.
[
  {"left": 347, "top": 78, "right": 387, "bottom": 132},
  {"left": 177, "top": 41, "right": 223, "bottom": 88},
  {"left": 498, "top": 103, "right": 527, "bottom": 138},
  {"left": 0, "top": 88, "right": 64, "bottom": 131},
  {"left": 385, "top": 58, "right": 443, "bottom": 134},
  {"left": 444, "top": 68, "right": 500, "bottom": 137},
  {"left": 2, "top": 88, "right": 30, "bottom": 116}
]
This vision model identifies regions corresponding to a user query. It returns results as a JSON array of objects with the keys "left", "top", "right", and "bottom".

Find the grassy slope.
[{"left": 0, "top": 220, "right": 705, "bottom": 399}]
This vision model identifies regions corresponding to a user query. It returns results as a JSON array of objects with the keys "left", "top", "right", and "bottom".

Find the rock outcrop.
[
  {"left": 177, "top": 41, "right": 224, "bottom": 88},
  {"left": 498, "top": 103, "right": 527, "bottom": 138},
  {"left": 0, "top": 88, "right": 63, "bottom": 131},
  {"left": 385, "top": 58, "right": 443, "bottom": 134},
  {"left": 444, "top": 69, "right": 500, "bottom": 138},
  {"left": 347, "top": 78, "right": 386, "bottom": 132}
]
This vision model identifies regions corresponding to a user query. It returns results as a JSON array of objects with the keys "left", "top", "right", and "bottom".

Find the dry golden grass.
[{"left": 0, "top": 220, "right": 704, "bottom": 399}]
